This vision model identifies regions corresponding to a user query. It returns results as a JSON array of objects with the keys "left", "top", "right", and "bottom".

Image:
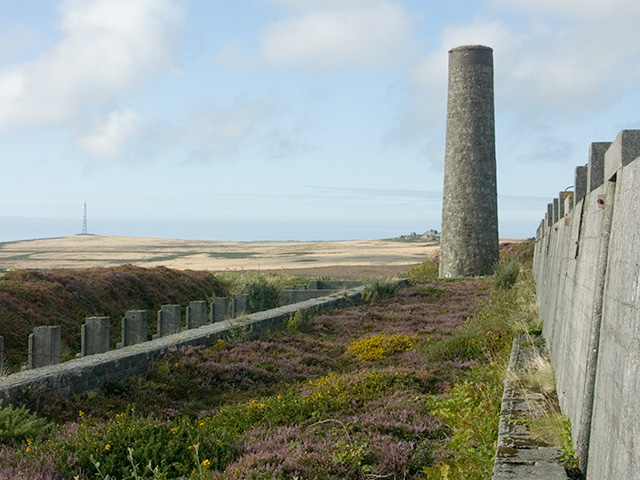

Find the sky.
[{"left": 1, "top": 0, "right": 640, "bottom": 242}]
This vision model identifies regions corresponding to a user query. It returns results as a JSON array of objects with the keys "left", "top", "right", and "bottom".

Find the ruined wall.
[
  {"left": 534, "top": 129, "right": 640, "bottom": 479},
  {"left": 0, "top": 285, "right": 372, "bottom": 406}
]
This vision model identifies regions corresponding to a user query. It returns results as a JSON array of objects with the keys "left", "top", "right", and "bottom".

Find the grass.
[{"left": 0, "top": 240, "right": 566, "bottom": 479}]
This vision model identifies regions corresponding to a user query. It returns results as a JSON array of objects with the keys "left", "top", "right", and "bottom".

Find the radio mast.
[{"left": 82, "top": 202, "right": 88, "bottom": 235}]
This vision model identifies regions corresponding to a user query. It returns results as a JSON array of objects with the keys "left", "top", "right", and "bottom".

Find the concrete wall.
[
  {"left": 534, "top": 129, "right": 640, "bottom": 479},
  {"left": 0, "top": 285, "right": 371, "bottom": 406}
]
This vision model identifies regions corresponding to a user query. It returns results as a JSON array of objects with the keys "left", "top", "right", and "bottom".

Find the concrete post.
[
  {"left": 553, "top": 198, "right": 559, "bottom": 224},
  {"left": 603, "top": 129, "right": 640, "bottom": 181},
  {"left": 28, "top": 326, "right": 61, "bottom": 369},
  {"left": 117, "top": 310, "right": 149, "bottom": 348},
  {"left": 575, "top": 166, "right": 587, "bottom": 203},
  {"left": 234, "top": 294, "right": 249, "bottom": 317},
  {"left": 186, "top": 301, "right": 207, "bottom": 329},
  {"left": 564, "top": 192, "right": 574, "bottom": 214},
  {"left": 212, "top": 297, "right": 231, "bottom": 323},
  {"left": 154, "top": 305, "right": 181, "bottom": 338},
  {"left": 587, "top": 142, "right": 610, "bottom": 192},
  {"left": 440, "top": 45, "right": 499, "bottom": 278},
  {"left": 81, "top": 317, "right": 110, "bottom": 356},
  {"left": 547, "top": 204, "right": 553, "bottom": 227},
  {"left": 0, "top": 335, "right": 4, "bottom": 373},
  {"left": 558, "top": 192, "right": 566, "bottom": 218}
]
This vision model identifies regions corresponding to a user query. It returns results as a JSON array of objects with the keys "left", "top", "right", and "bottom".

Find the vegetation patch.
[
  {"left": 0, "top": 240, "right": 563, "bottom": 480},
  {"left": 347, "top": 333, "right": 416, "bottom": 361}
]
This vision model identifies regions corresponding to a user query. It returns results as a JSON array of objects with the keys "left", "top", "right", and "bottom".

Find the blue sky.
[{"left": 1, "top": 0, "right": 639, "bottom": 242}]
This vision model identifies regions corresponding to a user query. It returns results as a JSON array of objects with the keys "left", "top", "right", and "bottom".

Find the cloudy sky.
[{"left": 1, "top": 0, "right": 639, "bottom": 242}]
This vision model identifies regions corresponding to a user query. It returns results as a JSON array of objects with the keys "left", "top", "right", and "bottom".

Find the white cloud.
[
  {"left": 153, "top": 100, "right": 273, "bottom": 163},
  {"left": 260, "top": 0, "right": 415, "bottom": 71},
  {"left": 75, "top": 108, "right": 144, "bottom": 161},
  {"left": 0, "top": 0, "right": 184, "bottom": 130}
]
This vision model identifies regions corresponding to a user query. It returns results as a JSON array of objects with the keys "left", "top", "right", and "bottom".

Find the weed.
[
  {"left": 0, "top": 401, "right": 53, "bottom": 445},
  {"left": 492, "top": 259, "right": 520, "bottom": 290},
  {"left": 362, "top": 279, "right": 399, "bottom": 302},
  {"left": 285, "top": 308, "right": 315, "bottom": 333},
  {"left": 243, "top": 277, "right": 281, "bottom": 313},
  {"left": 228, "top": 316, "right": 253, "bottom": 342}
]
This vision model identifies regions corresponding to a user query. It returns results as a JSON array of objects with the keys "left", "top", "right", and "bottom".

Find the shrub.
[
  {"left": 347, "top": 334, "right": 416, "bottom": 361},
  {"left": 362, "top": 279, "right": 399, "bottom": 302},
  {"left": 405, "top": 255, "right": 439, "bottom": 284},
  {"left": 244, "top": 277, "right": 281, "bottom": 313},
  {"left": 0, "top": 401, "right": 53, "bottom": 445},
  {"left": 285, "top": 308, "right": 315, "bottom": 333},
  {"left": 492, "top": 259, "right": 520, "bottom": 290}
]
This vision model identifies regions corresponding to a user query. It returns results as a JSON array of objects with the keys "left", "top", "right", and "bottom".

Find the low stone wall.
[
  {"left": 533, "top": 129, "right": 640, "bottom": 479},
  {"left": 0, "top": 285, "right": 372, "bottom": 406}
]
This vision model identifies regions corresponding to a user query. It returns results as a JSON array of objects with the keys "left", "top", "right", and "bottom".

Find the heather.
[{"left": 0, "top": 241, "right": 539, "bottom": 479}]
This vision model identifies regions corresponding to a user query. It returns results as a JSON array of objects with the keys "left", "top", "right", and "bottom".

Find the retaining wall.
[
  {"left": 534, "top": 129, "right": 640, "bottom": 479},
  {"left": 0, "top": 284, "right": 377, "bottom": 406}
]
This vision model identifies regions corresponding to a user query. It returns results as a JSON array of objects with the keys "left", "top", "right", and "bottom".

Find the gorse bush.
[
  {"left": 405, "top": 255, "right": 439, "bottom": 284},
  {"left": 54, "top": 408, "right": 237, "bottom": 479},
  {"left": 347, "top": 334, "right": 416, "bottom": 361}
]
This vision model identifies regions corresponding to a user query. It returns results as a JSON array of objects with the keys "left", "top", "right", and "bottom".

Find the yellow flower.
[
  {"left": 105, "top": 444, "right": 111, "bottom": 451},
  {"left": 202, "top": 459, "right": 211, "bottom": 467},
  {"left": 78, "top": 411, "right": 84, "bottom": 417},
  {"left": 171, "top": 427, "right": 179, "bottom": 434},
  {"left": 26, "top": 446, "right": 31, "bottom": 453},
  {"left": 199, "top": 422, "right": 204, "bottom": 427}
]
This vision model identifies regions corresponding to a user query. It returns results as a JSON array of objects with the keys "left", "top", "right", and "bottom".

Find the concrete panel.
[
  {"left": 587, "top": 158, "right": 640, "bottom": 479},
  {"left": 28, "top": 326, "right": 62, "bottom": 369},
  {"left": 81, "top": 317, "right": 110, "bottom": 356},
  {"left": 212, "top": 297, "right": 231, "bottom": 323},
  {"left": 154, "top": 305, "right": 181, "bottom": 338},
  {"left": 186, "top": 301, "right": 207, "bottom": 329},
  {"left": 233, "top": 294, "right": 249, "bottom": 317},
  {"left": 118, "top": 310, "right": 149, "bottom": 347}
]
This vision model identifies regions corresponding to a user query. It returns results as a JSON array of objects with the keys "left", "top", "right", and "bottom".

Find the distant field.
[{"left": 0, "top": 235, "right": 441, "bottom": 277}]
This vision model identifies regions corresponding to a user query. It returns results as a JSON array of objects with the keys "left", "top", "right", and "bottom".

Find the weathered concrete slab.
[
  {"left": 81, "top": 317, "right": 110, "bottom": 356},
  {"left": 212, "top": 297, "right": 231, "bottom": 323},
  {"left": 233, "top": 294, "right": 249, "bottom": 317},
  {"left": 154, "top": 305, "right": 181, "bottom": 338},
  {"left": 117, "top": 310, "right": 149, "bottom": 348},
  {"left": 493, "top": 334, "right": 569, "bottom": 479},
  {"left": 28, "top": 326, "right": 61, "bottom": 369},
  {"left": 186, "top": 301, "right": 207, "bottom": 329}
]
